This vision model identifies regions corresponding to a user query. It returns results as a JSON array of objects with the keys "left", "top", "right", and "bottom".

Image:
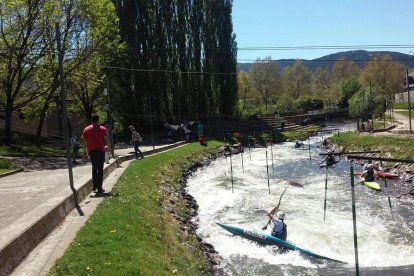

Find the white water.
[{"left": 186, "top": 124, "right": 414, "bottom": 275}]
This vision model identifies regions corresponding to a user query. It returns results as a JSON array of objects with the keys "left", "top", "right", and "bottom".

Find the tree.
[
  {"left": 312, "top": 67, "right": 333, "bottom": 106},
  {"left": 294, "top": 96, "right": 324, "bottom": 111},
  {"left": 360, "top": 54, "right": 405, "bottom": 99},
  {"left": 237, "top": 71, "right": 253, "bottom": 117},
  {"left": 249, "top": 57, "right": 278, "bottom": 113},
  {"left": 281, "top": 60, "right": 311, "bottom": 100},
  {"left": 19, "top": 0, "right": 120, "bottom": 146},
  {"left": 337, "top": 77, "right": 362, "bottom": 108},
  {"left": 332, "top": 58, "right": 359, "bottom": 81},
  {"left": 0, "top": 0, "right": 52, "bottom": 145},
  {"left": 112, "top": 0, "right": 238, "bottom": 129}
]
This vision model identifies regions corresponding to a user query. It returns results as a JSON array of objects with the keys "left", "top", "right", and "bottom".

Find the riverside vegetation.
[
  {"left": 329, "top": 131, "right": 414, "bottom": 171},
  {"left": 49, "top": 141, "right": 222, "bottom": 275}
]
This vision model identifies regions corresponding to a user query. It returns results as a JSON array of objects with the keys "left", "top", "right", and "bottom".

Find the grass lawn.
[
  {"left": 236, "top": 126, "right": 320, "bottom": 145},
  {"left": 49, "top": 141, "right": 222, "bottom": 276},
  {"left": 395, "top": 110, "right": 413, "bottom": 118},
  {"left": 0, "top": 157, "right": 19, "bottom": 174},
  {"left": 0, "top": 145, "right": 66, "bottom": 157},
  {"left": 329, "top": 132, "right": 414, "bottom": 161},
  {"left": 278, "top": 126, "right": 320, "bottom": 141},
  {"left": 0, "top": 145, "right": 67, "bottom": 174}
]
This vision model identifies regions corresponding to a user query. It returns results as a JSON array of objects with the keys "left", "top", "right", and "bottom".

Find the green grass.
[
  {"left": 277, "top": 126, "right": 320, "bottom": 142},
  {"left": 0, "top": 157, "right": 19, "bottom": 174},
  {"left": 0, "top": 145, "right": 67, "bottom": 157},
  {"left": 49, "top": 141, "right": 222, "bottom": 276},
  {"left": 329, "top": 132, "right": 414, "bottom": 160},
  {"left": 394, "top": 102, "right": 412, "bottom": 109},
  {"left": 395, "top": 110, "right": 413, "bottom": 118}
]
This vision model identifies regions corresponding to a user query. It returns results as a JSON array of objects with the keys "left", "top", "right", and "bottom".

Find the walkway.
[
  {"left": 0, "top": 142, "right": 186, "bottom": 275},
  {"left": 391, "top": 109, "right": 414, "bottom": 134}
]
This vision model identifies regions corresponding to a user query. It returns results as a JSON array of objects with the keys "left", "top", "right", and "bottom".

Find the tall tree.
[
  {"left": 0, "top": 0, "right": 52, "bottom": 145},
  {"left": 112, "top": 0, "right": 237, "bottom": 129},
  {"left": 249, "top": 57, "right": 278, "bottom": 113},
  {"left": 281, "top": 60, "right": 311, "bottom": 100},
  {"left": 360, "top": 54, "right": 405, "bottom": 99}
]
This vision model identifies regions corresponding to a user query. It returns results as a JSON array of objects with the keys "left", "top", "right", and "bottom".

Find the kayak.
[
  {"left": 360, "top": 178, "right": 381, "bottom": 191},
  {"left": 353, "top": 171, "right": 399, "bottom": 178},
  {"left": 217, "top": 223, "right": 345, "bottom": 263},
  {"left": 319, "top": 160, "right": 339, "bottom": 168}
]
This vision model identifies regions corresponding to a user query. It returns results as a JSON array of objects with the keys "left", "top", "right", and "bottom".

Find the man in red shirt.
[{"left": 81, "top": 114, "right": 109, "bottom": 193}]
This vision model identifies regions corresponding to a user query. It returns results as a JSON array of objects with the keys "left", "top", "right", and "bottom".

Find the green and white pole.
[
  {"left": 266, "top": 151, "right": 270, "bottom": 194},
  {"left": 323, "top": 164, "right": 328, "bottom": 221},
  {"left": 380, "top": 161, "right": 393, "bottom": 218},
  {"left": 230, "top": 151, "right": 234, "bottom": 193},
  {"left": 350, "top": 162, "right": 360, "bottom": 276}
]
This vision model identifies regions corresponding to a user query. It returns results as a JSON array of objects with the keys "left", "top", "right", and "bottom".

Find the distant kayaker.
[
  {"left": 295, "top": 140, "right": 302, "bottom": 148},
  {"left": 361, "top": 164, "right": 376, "bottom": 182},
  {"left": 321, "top": 139, "right": 329, "bottom": 148},
  {"left": 265, "top": 211, "right": 287, "bottom": 241},
  {"left": 320, "top": 150, "right": 336, "bottom": 166}
]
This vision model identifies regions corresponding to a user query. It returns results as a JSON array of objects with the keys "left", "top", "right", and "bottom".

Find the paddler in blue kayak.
[
  {"left": 264, "top": 211, "right": 287, "bottom": 241},
  {"left": 295, "top": 140, "right": 302, "bottom": 148}
]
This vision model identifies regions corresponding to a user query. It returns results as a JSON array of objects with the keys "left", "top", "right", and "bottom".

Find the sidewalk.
[
  {"left": 391, "top": 110, "right": 414, "bottom": 134},
  {"left": 0, "top": 142, "right": 186, "bottom": 275}
]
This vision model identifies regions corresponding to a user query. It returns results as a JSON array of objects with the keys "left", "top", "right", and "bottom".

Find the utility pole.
[
  {"left": 369, "top": 82, "right": 374, "bottom": 130},
  {"left": 56, "top": 23, "right": 78, "bottom": 207},
  {"left": 103, "top": 78, "right": 114, "bottom": 157},
  {"left": 148, "top": 94, "right": 155, "bottom": 150},
  {"left": 406, "top": 69, "right": 412, "bottom": 133}
]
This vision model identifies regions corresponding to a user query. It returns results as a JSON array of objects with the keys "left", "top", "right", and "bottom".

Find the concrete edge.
[
  {"left": 0, "top": 159, "right": 119, "bottom": 275},
  {"left": 0, "top": 141, "right": 187, "bottom": 275},
  {"left": 0, "top": 167, "right": 24, "bottom": 178}
]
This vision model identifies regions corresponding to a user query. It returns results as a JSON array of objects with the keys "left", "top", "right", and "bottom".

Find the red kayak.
[{"left": 353, "top": 171, "right": 399, "bottom": 178}]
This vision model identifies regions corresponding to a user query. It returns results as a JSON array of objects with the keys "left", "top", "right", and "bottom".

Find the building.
[{"left": 395, "top": 76, "right": 414, "bottom": 103}]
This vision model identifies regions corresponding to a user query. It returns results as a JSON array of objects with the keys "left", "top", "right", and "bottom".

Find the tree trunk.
[{"left": 4, "top": 84, "right": 14, "bottom": 146}]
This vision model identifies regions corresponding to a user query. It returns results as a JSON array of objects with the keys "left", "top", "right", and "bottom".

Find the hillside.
[{"left": 238, "top": 50, "right": 414, "bottom": 72}]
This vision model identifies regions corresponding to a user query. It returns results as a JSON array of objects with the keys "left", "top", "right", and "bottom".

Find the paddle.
[
  {"left": 261, "top": 187, "right": 288, "bottom": 230},
  {"left": 397, "top": 188, "right": 414, "bottom": 199}
]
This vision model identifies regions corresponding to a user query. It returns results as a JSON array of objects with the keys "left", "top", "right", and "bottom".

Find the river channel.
[{"left": 186, "top": 123, "right": 414, "bottom": 275}]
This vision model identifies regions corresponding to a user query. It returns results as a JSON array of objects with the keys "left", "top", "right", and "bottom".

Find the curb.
[
  {"left": 0, "top": 142, "right": 186, "bottom": 275},
  {"left": 0, "top": 167, "right": 24, "bottom": 178}
]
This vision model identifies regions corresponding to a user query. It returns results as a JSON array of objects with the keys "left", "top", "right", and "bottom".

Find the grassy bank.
[
  {"left": 0, "top": 157, "right": 19, "bottom": 174},
  {"left": 395, "top": 110, "right": 413, "bottom": 118},
  {"left": 234, "top": 126, "right": 320, "bottom": 145},
  {"left": 0, "top": 145, "right": 66, "bottom": 157},
  {"left": 329, "top": 132, "right": 414, "bottom": 161},
  {"left": 49, "top": 141, "right": 222, "bottom": 276},
  {"left": 0, "top": 145, "right": 67, "bottom": 174}
]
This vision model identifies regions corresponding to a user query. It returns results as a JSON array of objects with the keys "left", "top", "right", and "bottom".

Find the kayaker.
[
  {"left": 266, "top": 211, "right": 287, "bottom": 241},
  {"left": 320, "top": 150, "right": 336, "bottom": 166},
  {"left": 361, "top": 164, "right": 376, "bottom": 182},
  {"left": 295, "top": 140, "right": 302, "bottom": 148},
  {"left": 321, "top": 139, "right": 329, "bottom": 148}
]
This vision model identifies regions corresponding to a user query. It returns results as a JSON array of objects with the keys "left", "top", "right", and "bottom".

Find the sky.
[{"left": 232, "top": 0, "right": 414, "bottom": 62}]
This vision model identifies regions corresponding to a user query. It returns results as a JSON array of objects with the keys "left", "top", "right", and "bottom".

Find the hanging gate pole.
[
  {"left": 350, "top": 162, "right": 360, "bottom": 276},
  {"left": 266, "top": 151, "right": 270, "bottom": 194}
]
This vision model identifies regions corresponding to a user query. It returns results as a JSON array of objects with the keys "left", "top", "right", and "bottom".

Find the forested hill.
[{"left": 238, "top": 50, "right": 414, "bottom": 72}]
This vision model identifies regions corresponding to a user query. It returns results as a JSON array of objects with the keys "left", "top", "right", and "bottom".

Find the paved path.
[
  {"left": 0, "top": 142, "right": 186, "bottom": 275},
  {"left": 391, "top": 109, "right": 414, "bottom": 134}
]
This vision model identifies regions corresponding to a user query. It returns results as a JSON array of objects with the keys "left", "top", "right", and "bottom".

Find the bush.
[{"left": 294, "top": 96, "right": 324, "bottom": 111}]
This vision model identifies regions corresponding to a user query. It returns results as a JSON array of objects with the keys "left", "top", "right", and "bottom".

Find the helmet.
[
  {"left": 367, "top": 164, "right": 375, "bottom": 170},
  {"left": 276, "top": 211, "right": 285, "bottom": 220}
]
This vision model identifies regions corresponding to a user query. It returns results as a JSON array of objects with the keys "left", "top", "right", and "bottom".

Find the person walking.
[
  {"left": 81, "top": 114, "right": 109, "bottom": 193},
  {"left": 70, "top": 134, "right": 80, "bottom": 164},
  {"left": 129, "top": 125, "right": 144, "bottom": 159}
]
